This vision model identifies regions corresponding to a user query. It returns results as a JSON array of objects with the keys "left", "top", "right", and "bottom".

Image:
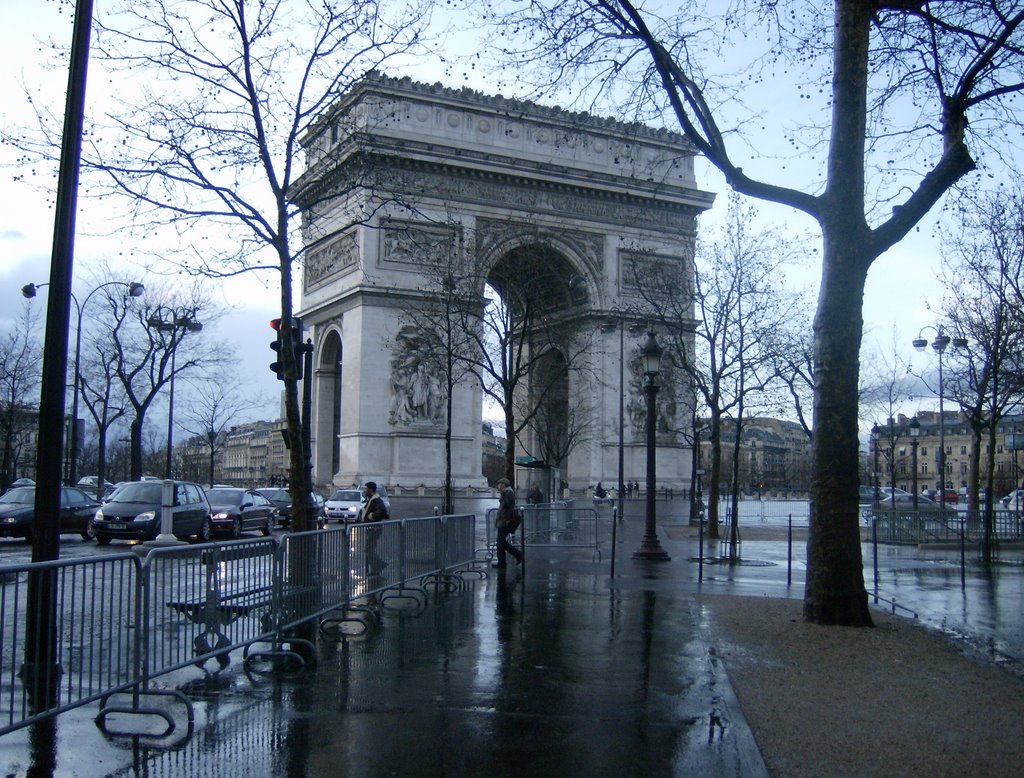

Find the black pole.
[
  {"left": 164, "top": 348, "right": 176, "bottom": 479},
  {"left": 787, "top": 514, "right": 792, "bottom": 587},
  {"left": 25, "top": 0, "right": 95, "bottom": 711},
  {"left": 617, "top": 321, "right": 625, "bottom": 522},
  {"left": 633, "top": 374, "right": 669, "bottom": 560},
  {"left": 302, "top": 340, "right": 315, "bottom": 521}
]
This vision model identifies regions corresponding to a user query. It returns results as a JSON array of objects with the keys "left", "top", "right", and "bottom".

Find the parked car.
[
  {"left": 324, "top": 488, "right": 363, "bottom": 523},
  {"left": 0, "top": 486, "right": 101, "bottom": 542},
  {"left": 1001, "top": 489, "right": 1024, "bottom": 509},
  {"left": 858, "top": 485, "right": 879, "bottom": 505},
  {"left": 92, "top": 480, "right": 212, "bottom": 544},
  {"left": 267, "top": 488, "right": 326, "bottom": 528},
  {"left": 876, "top": 492, "right": 946, "bottom": 510},
  {"left": 205, "top": 487, "right": 276, "bottom": 538},
  {"left": 8, "top": 478, "right": 34, "bottom": 490},
  {"left": 77, "top": 475, "right": 114, "bottom": 490}
]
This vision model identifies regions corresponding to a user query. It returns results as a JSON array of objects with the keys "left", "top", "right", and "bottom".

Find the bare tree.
[
  {"left": 939, "top": 188, "right": 1024, "bottom": 560},
  {"left": 629, "top": 196, "right": 799, "bottom": 555},
  {"left": 390, "top": 224, "right": 482, "bottom": 514},
  {"left": 97, "top": 281, "right": 225, "bottom": 480},
  {"left": 462, "top": 275, "right": 595, "bottom": 485},
  {"left": 485, "top": 0, "right": 1024, "bottom": 625},
  {"left": 8, "top": 0, "right": 435, "bottom": 531},
  {"left": 77, "top": 328, "right": 129, "bottom": 500},
  {"left": 0, "top": 305, "right": 41, "bottom": 490},
  {"left": 179, "top": 379, "right": 264, "bottom": 488}
]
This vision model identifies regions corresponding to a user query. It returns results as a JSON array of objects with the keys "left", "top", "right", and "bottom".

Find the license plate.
[{"left": 110, "top": 522, "right": 126, "bottom": 530}]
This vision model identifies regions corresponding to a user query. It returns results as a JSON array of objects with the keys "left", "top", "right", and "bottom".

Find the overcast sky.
[{"left": 0, "top": 2, "right": 958, "bottom": 436}]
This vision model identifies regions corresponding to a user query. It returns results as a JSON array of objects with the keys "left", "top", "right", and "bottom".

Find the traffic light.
[
  {"left": 269, "top": 317, "right": 305, "bottom": 381},
  {"left": 270, "top": 319, "right": 286, "bottom": 380}
]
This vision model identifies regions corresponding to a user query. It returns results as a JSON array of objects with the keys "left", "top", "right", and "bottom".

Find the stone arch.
[
  {"left": 295, "top": 75, "right": 713, "bottom": 491},
  {"left": 314, "top": 326, "right": 343, "bottom": 483}
]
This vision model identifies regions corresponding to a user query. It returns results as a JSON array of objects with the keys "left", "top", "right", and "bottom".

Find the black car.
[
  {"left": 92, "top": 480, "right": 212, "bottom": 544},
  {"left": 206, "top": 487, "right": 276, "bottom": 538},
  {"left": 267, "top": 488, "right": 325, "bottom": 528},
  {"left": 0, "top": 486, "right": 100, "bottom": 543}
]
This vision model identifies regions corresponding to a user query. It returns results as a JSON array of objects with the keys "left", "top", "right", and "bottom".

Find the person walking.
[
  {"left": 360, "top": 481, "right": 389, "bottom": 575},
  {"left": 493, "top": 477, "right": 523, "bottom": 569}
]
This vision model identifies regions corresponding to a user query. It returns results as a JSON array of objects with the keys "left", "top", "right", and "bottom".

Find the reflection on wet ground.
[{"left": 4, "top": 500, "right": 1024, "bottom": 775}]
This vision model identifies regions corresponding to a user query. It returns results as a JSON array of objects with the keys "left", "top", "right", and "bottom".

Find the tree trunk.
[
  {"left": 804, "top": 236, "right": 872, "bottom": 626},
  {"left": 706, "top": 409, "right": 722, "bottom": 538},
  {"left": 129, "top": 416, "right": 143, "bottom": 481}
]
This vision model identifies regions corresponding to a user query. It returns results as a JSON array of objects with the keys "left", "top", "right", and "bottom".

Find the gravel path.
[{"left": 699, "top": 595, "right": 1024, "bottom": 777}]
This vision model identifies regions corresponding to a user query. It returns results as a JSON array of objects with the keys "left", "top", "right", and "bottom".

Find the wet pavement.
[{"left": 2, "top": 498, "right": 1023, "bottom": 776}]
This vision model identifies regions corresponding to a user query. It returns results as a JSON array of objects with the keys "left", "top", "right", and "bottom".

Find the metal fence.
[
  {"left": 0, "top": 514, "right": 477, "bottom": 738},
  {"left": 483, "top": 504, "right": 605, "bottom": 561},
  {"left": 869, "top": 508, "right": 1024, "bottom": 546}
]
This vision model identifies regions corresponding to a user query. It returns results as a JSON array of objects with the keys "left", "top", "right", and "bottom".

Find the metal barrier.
[
  {"left": 0, "top": 513, "right": 481, "bottom": 739},
  {"left": 485, "top": 504, "right": 604, "bottom": 561},
  {"left": 869, "top": 508, "right": 1024, "bottom": 546}
]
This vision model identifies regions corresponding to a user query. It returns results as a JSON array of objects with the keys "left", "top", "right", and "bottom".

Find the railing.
[
  {"left": 869, "top": 508, "right": 1024, "bottom": 546},
  {"left": 484, "top": 504, "right": 605, "bottom": 561},
  {"left": 0, "top": 514, "right": 478, "bottom": 738}
]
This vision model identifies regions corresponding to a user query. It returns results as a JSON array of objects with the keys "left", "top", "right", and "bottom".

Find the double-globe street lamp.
[
  {"left": 22, "top": 280, "right": 145, "bottom": 491},
  {"left": 633, "top": 329, "right": 670, "bottom": 561},
  {"left": 147, "top": 311, "right": 203, "bottom": 479},
  {"left": 912, "top": 326, "right": 967, "bottom": 493}
]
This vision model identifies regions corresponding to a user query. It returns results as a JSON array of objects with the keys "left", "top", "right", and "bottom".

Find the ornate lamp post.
[
  {"left": 633, "top": 330, "right": 670, "bottom": 561},
  {"left": 909, "top": 416, "right": 920, "bottom": 509},
  {"left": 147, "top": 311, "right": 203, "bottom": 479},
  {"left": 22, "top": 280, "right": 145, "bottom": 490},
  {"left": 912, "top": 326, "right": 967, "bottom": 495}
]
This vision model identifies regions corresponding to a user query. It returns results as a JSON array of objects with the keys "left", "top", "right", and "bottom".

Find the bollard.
[
  {"left": 434, "top": 506, "right": 439, "bottom": 517},
  {"left": 698, "top": 510, "right": 704, "bottom": 583},
  {"left": 786, "top": 514, "right": 792, "bottom": 587}
]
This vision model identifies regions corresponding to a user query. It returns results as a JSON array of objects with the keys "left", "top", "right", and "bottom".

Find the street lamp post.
[
  {"left": 871, "top": 423, "right": 881, "bottom": 506},
  {"left": 148, "top": 312, "right": 203, "bottom": 479},
  {"left": 913, "top": 326, "right": 967, "bottom": 496},
  {"left": 22, "top": 280, "right": 145, "bottom": 491},
  {"left": 633, "top": 330, "right": 670, "bottom": 561},
  {"left": 909, "top": 416, "right": 920, "bottom": 510}
]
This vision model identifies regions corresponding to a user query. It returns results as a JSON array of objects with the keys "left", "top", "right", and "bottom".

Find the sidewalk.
[{"left": 2, "top": 505, "right": 1023, "bottom": 776}]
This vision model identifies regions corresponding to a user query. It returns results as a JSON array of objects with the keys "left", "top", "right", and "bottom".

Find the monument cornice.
[{"left": 299, "top": 152, "right": 706, "bottom": 236}]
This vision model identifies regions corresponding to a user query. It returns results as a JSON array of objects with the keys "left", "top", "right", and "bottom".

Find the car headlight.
[
  {"left": 136, "top": 511, "right": 156, "bottom": 522},
  {"left": 94, "top": 509, "right": 104, "bottom": 522},
  {"left": 213, "top": 512, "right": 229, "bottom": 520}
]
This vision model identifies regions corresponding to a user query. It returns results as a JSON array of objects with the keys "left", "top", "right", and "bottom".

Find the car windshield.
[
  {"left": 330, "top": 490, "right": 360, "bottom": 501},
  {"left": 108, "top": 482, "right": 163, "bottom": 504},
  {"left": 207, "top": 488, "right": 244, "bottom": 505},
  {"left": 0, "top": 488, "right": 34, "bottom": 505},
  {"left": 270, "top": 489, "right": 290, "bottom": 502}
]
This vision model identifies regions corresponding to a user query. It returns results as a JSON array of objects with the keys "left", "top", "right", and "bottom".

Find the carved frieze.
[
  {"left": 380, "top": 219, "right": 461, "bottom": 271},
  {"left": 305, "top": 231, "right": 359, "bottom": 290}
]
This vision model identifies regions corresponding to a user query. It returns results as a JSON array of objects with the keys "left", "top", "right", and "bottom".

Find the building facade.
[{"left": 868, "top": 411, "right": 1024, "bottom": 497}]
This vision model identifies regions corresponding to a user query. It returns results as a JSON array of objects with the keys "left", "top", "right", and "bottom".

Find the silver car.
[{"left": 324, "top": 489, "right": 363, "bottom": 523}]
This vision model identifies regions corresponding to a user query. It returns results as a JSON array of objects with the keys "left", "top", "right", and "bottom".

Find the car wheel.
[
  {"left": 96, "top": 534, "right": 111, "bottom": 546},
  {"left": 260, "top": 519, "right": 272, "bottom": 537},
  {"left": 197, "top": 518, "right": 212, "bottom": 543},
  {"left": 232, "top": 517, "right": 243, "bottom": 539},
  {"left": 81, "top": 520, "right": 96, "bottom": 541}
]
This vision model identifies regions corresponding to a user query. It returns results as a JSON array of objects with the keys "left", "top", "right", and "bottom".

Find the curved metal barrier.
[{"left": 0, "top": 512, "right": 478, "bottom": 739}]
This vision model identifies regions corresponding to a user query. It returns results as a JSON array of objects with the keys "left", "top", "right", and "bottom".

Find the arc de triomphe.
[{"left": 294, "top": 74, "right": 714, "bottom": 492}]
